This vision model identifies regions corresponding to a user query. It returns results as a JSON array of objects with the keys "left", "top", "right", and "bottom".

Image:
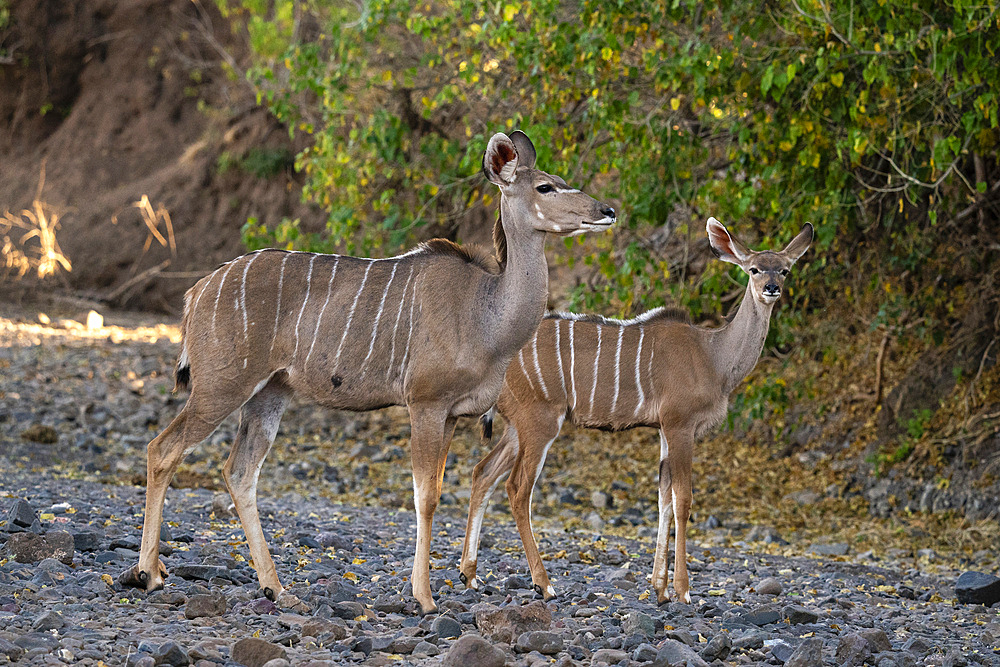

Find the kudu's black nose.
[
  {"left": 601, "top": 206, "right": 616, "bottom": 219},
  {"left": 764, "top": 283, "right": 780, "bottom": 295}
]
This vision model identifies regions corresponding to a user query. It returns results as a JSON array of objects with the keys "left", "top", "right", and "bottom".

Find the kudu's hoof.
[
  {"left": 118, "top": 560, "right": 167, "bottom": 591},
  {"left": 533, "top": 583, "right": 557, "bottom": 600}
]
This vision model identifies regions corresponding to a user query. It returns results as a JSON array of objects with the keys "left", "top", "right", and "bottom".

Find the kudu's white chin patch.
[{"left": 761, "top": 293, "right": 780, "bottom": 304}]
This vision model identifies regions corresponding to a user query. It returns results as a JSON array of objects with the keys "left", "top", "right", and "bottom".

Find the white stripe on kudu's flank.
[
  {"left": 633, "top": 326, "right": 646, "bottom": 417},
  {"left": 387, "top": 266, "right": 415, "bottom": 376},
  {"left": 211, "top": 261, "right": 237, "bottom": 340},
  {"left": 554, "top": 320, "right": 565, "bottom": 395},
  {"left": 270, "top": 252, "right": 291, "bottom": 357},
  {"left": 398, "top": 274, "right": 419, "bottom": 375},
  {"left": 306, "top": 257, "right": 340, "bottom": 367},
  {"left": 568, "top": 320, "right": 577, "bottom": 410},
  {"left": 610, "top": 325, "right": 624, "bottom": 413},
  {"left": 588, "top": 325, "right": 602, "bottom": 417},
  {"left": 292, "top": 254, "right": 318, "bottom": 361},
  {"left": 361, "top": 263, "right": 398, "bottom": 372},
  {"left": 532, "top": 336, "right": 549, "bottom": 400},
  {"left": 238, "top": 253, "right": 260, "bottom": 369},
  {"left": 334, "top": 260, "right": 373, "bottom": 364},
  {"left": 519, "top": 348, "right": 537, "bottom": 394}
]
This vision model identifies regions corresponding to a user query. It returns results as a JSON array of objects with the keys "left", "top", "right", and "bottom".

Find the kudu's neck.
[
  {"left": 706, "top": 282, "right": 775, "bottom": 394},
  {"left": 490, "top": 197, "right": 549, "bottom": 356}
]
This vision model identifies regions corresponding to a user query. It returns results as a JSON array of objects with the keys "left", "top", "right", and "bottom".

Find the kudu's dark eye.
[
  {"left": 536, "top": 184, "right": 554, "bottom": 194},
  {"left": 749, "top": 267, "right": 760, "bottom": 275},
  {"left": 780, "top": 269, "right": 789, "bottom": 276}
]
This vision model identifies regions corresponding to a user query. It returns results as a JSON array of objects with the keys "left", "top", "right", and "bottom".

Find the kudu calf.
[
  {"left": 459, "top": 218, "right": 812, "bottom": 604},
  {"left": 119, "top": 131, "right": 617, "bottom": 614}
]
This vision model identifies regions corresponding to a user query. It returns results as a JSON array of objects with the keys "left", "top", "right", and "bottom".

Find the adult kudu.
[
  {"left": 119, "top": 131, "right": 617, "bottom": 614},
  {"left": 459, "top": 218, "right": 813, "bottom": 605}
]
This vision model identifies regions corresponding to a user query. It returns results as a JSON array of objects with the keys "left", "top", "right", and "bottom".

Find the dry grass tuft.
[{"left": 1, "top": 199, "right": 72, "bottom": 281}]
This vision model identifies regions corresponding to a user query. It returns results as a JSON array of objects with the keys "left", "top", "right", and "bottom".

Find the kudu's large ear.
[
  {"left": 509, "top": 131, "right": 537, "bottom": 169},
  {"left": 781, "top": 222, "right": 814, "bottom": 263},
  {"left": 706, "top": 217, "right": 752, "bottom": 266},
  {"left": 483, "top": 133, "right": 519, "bottom": 186}
]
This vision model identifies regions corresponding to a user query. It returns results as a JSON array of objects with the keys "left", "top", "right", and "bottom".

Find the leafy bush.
[{"left": 216, "top": 0, "right": 998, "bottom": 333}]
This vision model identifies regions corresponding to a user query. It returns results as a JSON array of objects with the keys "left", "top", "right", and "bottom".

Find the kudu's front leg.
[
  {"left": 408, "top": 406, "right": 457, "bottom": 614},
  {"left": 652, "top": 427, "right": 694, "bottom": 604},
  {"left": 460, "top": 426, "right": 519, "bottom": 590}
]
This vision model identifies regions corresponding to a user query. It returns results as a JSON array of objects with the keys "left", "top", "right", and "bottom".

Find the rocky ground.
[{"left": 1, "top": 305, "right": 999, "bottom": 666}]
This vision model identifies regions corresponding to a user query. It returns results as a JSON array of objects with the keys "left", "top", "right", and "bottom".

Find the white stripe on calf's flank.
[
  {"left": 568, "top": 320, "right": 577, "bottom": 410},
  {"left": 610, "top": 325, "right": 623, "bottom": 413},
  {"left": 633, "top": 326, "right": 646, "bottom": 418},
  {"left": 519, "top": 348, "right": 537, "bottom": 394},
  {"left": 334, "top": 260, "right": 373, "bottom": 364},
  {"left": 305, "top": 257, "right": 340, "bottom": 367},
  {"left": 270, "top": 253, "right": 291, "bottom": 357},
  {"left": 361, "top": 263, "right": 398, "bottom": 372},
  {"left": 554, "top": 321, "right": 565, "bottom": 395},
  {"left": 532, "top": 336, "right": 549, "bottom": 400},
  {"left": 588, "top": 325, "right": 602, "bottom": 416},
  {"left": 291, "top": 254, "right": 318, "bottom": 362}
]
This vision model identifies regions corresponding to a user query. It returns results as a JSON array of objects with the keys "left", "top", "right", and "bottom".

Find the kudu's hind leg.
[
  {"left": 652, "top": 429, "right": 675, "bottom": 605},
  {"left": 459, "top": 425, "right": 519, "bottom": 590},
  {"left": 121, "top": 405, "right": 224, "bottom": 591},
  {"left": 408, "top": 406, "right": 458, "bottom": 614},
  {"left": 669, "top": 430, "right": 694, "bottom": 604},
  {"left": 222, "top": 375, "right": 291, "bottom": 602},
  {"left": 505, "top": 411, "right": 563, "bottom": 600}
]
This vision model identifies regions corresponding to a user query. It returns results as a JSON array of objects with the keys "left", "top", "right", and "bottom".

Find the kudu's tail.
[
  {"left": 479, "top": 407, "right": 496, "bottom": 443},
  {"left": 173, "top": 284, "right": 197, "bottom": 392}
]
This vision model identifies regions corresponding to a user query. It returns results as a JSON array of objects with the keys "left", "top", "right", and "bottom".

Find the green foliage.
[
  {"left": 219, "top": 0, "right": 999, "bottom": 326},
  {"left": 868, "top": 408, "right": 934, "bottom": 475},
  {"left": 216, "top": 148, "right": 293, "bottom": 179}
]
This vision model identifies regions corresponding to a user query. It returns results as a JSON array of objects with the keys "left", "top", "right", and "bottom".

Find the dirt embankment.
[{"left": 0, "top": 0, "right": 319, "bottom": 311}]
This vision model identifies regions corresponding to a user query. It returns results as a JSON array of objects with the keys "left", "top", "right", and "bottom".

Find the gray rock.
[
  {"left": 621, "top": 611, "right": 656, "bottom": 638},
  {"left": 700, "top": 632, "right": 732, "bottom": 661},
  {"left": 1, "top": 530, "right": 74, "bottom": 564},
  {"left": 836, "top": 634, "right": 872, "bottom": 667},
  {"left": 173, "top": 564, "right": 229, "bottom": 582},
  {"left": 784, "top": 638, "right": 823, "bottom": 667},
  {"left": 859, "top": 628, "right": 892, "bottom": 653},
  {"left": 432, "top": 615, "right": 463, "bottom": 639},
  {"left": 72, "top": 530, "right": 102, "bottom": 552},
  {"left": 633, "top": 643, "right": 658, "bottom": 662},
  {"left": 742, "top": 605, "right": 781, "bottom": 626},
  {"left": 586, "top": 511, "right": 605, "bottom": 532},
  {"left": 808, "top": 542, "right": 849, "bottom": 556},
  {"left": 653, "top": 639, "right": 709, "bottom": 667},
  {"left": 154, "top": 641, "right": 191, "bottom": 667},
  {"left": 325, "top": 578, "right": 360, "bottom": 601},
  {"left": 332, "top": 600, "right": 365, "bottom": 619},
  {"left": 6, "top": 499, "right": 37, "bottom": 529},
  {"left": 412, "top": 640, "right": 439, "bottom": 656},
  {"left": 473, "top": 601, "right": 551, "bottom": 643},
  {"left": 261, "top": 661, "right": 291, "bottom": 667},
  {"left": 184, "top": 592, "right": 227, "bottom": 619},
  {"left": 955, "top": 571, "right": 1000, "bottom": 606},
  {"left": 783, "top": 604, "right": 820, "bottom": 624},
  {"left": 441, "top": 635, "right": 505, "bottom": 667},
  {"left": 32, "top": 610, "right": 64, "bottom": 631},
  {"left": 232, "top": 638, "right": 287, "bottom": 667},
  {"left": 0, "top": 637, "right": 25, "bottom": 662},
  {"left": 515, "top": 631, "right": 563, "bottom": 655},
  {"left": 591, "top": 490, "right": 612, "bottom": 509},
  {"left": 767, "top": 639, "right": 795, "bottom": 662},
  {"left": 317, "top": 532, "right": 353, "bottom": 551},
  {"left": 732, "top": 631, "right": 766, "bottom": 650},
  {"left": 504, "top": 574, "right": 531, "bottom": 590},
  {"left": 389, "top": 636, "right": 423, "bottom": 654},
  {"left": 593, "top": 648, "right": 629, "bottom": 664},
  {"left": 756, "top": 577, "right": 783, "bottom": 595}
]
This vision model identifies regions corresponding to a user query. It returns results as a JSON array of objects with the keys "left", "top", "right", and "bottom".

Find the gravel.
[{"left": 2, "top": 308, "right": 999, "bottom": 666}]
